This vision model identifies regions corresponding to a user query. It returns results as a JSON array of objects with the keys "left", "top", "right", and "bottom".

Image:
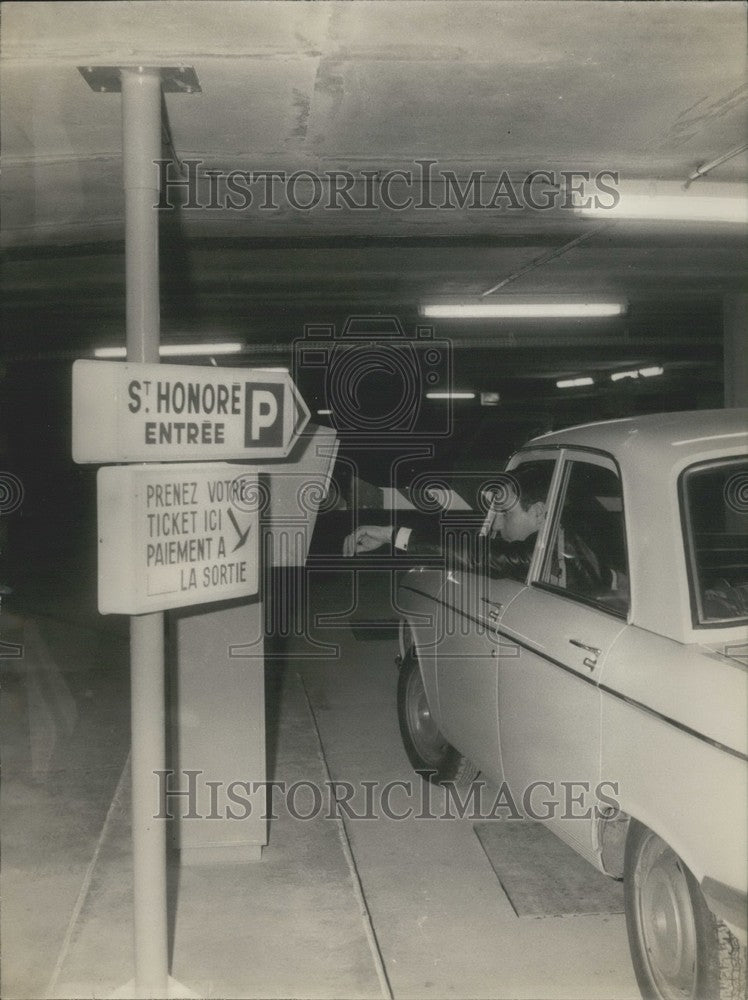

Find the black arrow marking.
[{"left": 227, "top": 508, "right": 251, "bottom": 552}]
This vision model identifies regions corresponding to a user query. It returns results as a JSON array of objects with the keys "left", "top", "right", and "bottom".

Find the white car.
[{"left": 396, "top": 409, "right": 747, "bottom": 1000}]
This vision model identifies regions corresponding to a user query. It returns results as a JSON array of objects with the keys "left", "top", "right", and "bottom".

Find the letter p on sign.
[{"left": 245, "top": 384, "right": 283, "bottom": 447}]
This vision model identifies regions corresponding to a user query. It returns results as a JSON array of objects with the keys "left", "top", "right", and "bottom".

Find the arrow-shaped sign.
[
  {"left": 72, "top": 361, "right": 311, "bottom": 463},
  {"left": 226, "top": 508, "right": 252, "bottom": 552}
]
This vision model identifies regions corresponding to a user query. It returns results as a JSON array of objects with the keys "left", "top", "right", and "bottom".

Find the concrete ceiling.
[{"left": 1, "top": 1, "right": 746, "bottom": 399}]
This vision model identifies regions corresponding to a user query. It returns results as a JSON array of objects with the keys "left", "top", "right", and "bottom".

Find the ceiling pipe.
[
  {"left": 684, "top": 142, "right": 748, "bottom": 189},
  {"left": 480, "top": 222, "right": 611, "bottom": 297}
]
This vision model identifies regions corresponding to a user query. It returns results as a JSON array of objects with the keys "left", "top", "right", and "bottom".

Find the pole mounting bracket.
[{"left": 78, "top": 65, "right": 201, "bottom": 94}]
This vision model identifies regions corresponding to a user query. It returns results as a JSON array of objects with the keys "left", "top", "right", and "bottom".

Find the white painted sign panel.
[
  {"left": 97, "top": 463, "right": 260, "bottom": 614},
  {"left": 73, "top": 360, "right": 310, "bottom": 462}
]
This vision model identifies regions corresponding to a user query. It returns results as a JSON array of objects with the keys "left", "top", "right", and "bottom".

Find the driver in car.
[
  {"left": 343, "top": 465, "right": 551, "bottom": 582},
  {"left": 343, "top": 463, "right": 627, "bottom": 597}
]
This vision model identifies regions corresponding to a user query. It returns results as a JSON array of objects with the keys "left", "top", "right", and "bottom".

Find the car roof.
[
  {"left": 528, "top": 408, "right": 748, "bottom": 464},
  {"left": 526, "top": 409, "right": 747, "bottom": 643}
]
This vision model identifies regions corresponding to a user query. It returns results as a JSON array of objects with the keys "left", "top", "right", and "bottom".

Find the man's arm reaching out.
[{"left": 343, "top": 525, "right": 413, "bottom": 556}]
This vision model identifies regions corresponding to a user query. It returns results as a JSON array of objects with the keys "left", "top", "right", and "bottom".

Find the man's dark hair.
[{"left": 513, "top": 462, "right": 553, "bottom": 510}]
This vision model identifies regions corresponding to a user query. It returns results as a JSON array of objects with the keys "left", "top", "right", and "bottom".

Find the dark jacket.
[{"left": 399, "top": 525, "right": 537, "bottom": 583}]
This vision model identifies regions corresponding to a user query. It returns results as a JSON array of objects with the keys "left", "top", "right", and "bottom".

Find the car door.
[
  {"left": 497, "top": 452, "right": 629, "bottom": 858},
  {"left": 434, "top": 455, "right": 559, "bottom": 783}
]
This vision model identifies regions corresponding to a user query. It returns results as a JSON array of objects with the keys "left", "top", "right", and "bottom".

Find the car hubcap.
[
  {"left": 636, "top": 834, "right": 698, "bottom": 998},
  {"left": 406, "top": 668, "right": 447, "bottom": 765}
]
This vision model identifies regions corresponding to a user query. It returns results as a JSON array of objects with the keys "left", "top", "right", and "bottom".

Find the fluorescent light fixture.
[
  {"left": 556, "top": 377, "right": 594, "bottom": 389},
  {"left": 94, "top": 342, "right": 244, "bottom": 359},
  {"left": 94, "top": 347, "right": 127, "bottom": 358},
  {"left": 611, "top": 365, "right": 664, "bottom": 382},
  {"left": 480, "top": 392, "right": 501, "bottom": 406},
  {"left": 421, "top": 303, "right": 625, "bottom": 319},
  {"left": 317, "top": 409, "right": 332, "bottom": 416},
  {"left": 426, "top": 391, "right": 476, "bottom": 400},
  {"left": 576, "top": 180, "right": 748, "bottom": 224}
]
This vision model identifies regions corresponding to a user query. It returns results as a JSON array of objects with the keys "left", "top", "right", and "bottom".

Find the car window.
[
  {"left": 539, "top": 459, "right": 629, "bottom": 617},
  {"left": 681, "top": 458, "right": 748, "bottom": 626}
]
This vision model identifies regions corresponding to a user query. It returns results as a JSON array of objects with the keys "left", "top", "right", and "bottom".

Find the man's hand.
[{"left": 342, "top": 525, "right": 394, "bottom": 556}]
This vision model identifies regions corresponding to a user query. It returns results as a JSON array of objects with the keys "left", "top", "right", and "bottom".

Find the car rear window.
[{"left": 681, "top": 458, "right": 748, "bottom": 626}]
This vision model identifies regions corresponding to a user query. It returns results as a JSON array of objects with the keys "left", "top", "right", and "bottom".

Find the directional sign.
[
  {"left": 73, "top": 360, "right": 310, "bottom": 463},
  {"left": 97, "top": 463, "right": 260, "bottom": 614}
]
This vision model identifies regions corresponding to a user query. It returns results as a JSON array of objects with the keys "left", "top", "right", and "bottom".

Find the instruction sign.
[
  {"left": 73, "top": 360, "right": 310, "bottom": 462},
  {"left": 97, "top": 463, "right": 260, "bottom": 614}
]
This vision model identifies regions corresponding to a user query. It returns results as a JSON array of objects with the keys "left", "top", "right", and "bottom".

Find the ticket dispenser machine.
[{"left": 169, "top": 423, "right": 338, "bottom": 863}]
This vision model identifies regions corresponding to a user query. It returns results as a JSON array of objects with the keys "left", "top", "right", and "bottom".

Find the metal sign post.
[
  {"left": 80, "top": 63, "right": 203, "bottom": 1000},
  {"left": 122, "top": 66, "right": 170, "bottom": 1000},
  {"left": 75, "top": 62, "right": 316, "bottom": 998}
]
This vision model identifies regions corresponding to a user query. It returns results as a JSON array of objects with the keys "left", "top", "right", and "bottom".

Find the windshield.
[{"left": 681, "top": 458, "right": 748, "bottom": 626}]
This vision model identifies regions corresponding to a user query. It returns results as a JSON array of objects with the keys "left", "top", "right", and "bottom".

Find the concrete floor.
[{"left": 1, "top": 574, "right": 640, "bottom": 1000}]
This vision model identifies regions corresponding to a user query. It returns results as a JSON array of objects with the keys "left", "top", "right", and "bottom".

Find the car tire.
[
  {"left": 397, "top": 646, "right": 479, "bottom": 788},
  {"left": 624, "top": 819, "right": 747, "bottom": 1000}
]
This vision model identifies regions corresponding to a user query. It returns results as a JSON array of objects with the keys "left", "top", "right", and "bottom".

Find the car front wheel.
[
  {"left": 624, "top": 820, "right": 746, "bottom": 1000},
  {"left": 397, "top": 646, "right": 479, "bottom": 787}
]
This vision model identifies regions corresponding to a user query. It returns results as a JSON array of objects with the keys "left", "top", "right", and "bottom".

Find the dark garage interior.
[{"left": 1, "top": 3, "right": 746, "bottom": 999}]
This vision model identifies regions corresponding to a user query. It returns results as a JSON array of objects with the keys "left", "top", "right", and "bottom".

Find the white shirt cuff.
[{"left": 394, "top": 527, "right": 412, "bottom": 551}]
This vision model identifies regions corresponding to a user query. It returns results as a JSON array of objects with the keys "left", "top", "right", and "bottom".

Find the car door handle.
[
  {"left": 481, "top": 598, "right": 503, "bottom": 622},
  {"left": 569, "top": 638, "right": 602, "bottom": 670}
]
